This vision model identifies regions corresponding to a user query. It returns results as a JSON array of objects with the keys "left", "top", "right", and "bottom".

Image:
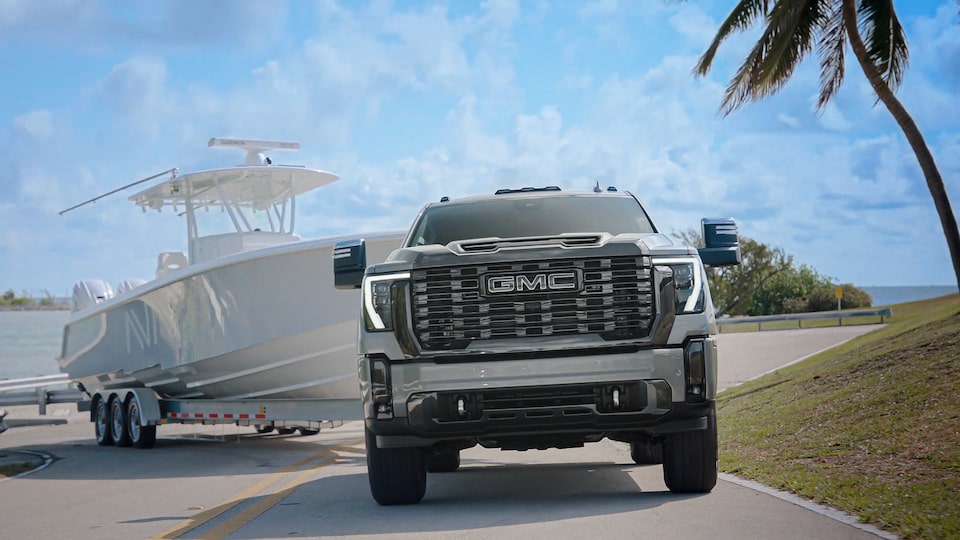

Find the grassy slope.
[{"left": 718, "top": 294, "right": 960, "bottom": 540}]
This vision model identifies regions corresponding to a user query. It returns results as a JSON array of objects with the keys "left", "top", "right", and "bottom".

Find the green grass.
[
  {"left": 718, "top": 294, "right": 960, "bottom": 540},
  {"left": 0, "top": 462, "right": 35, "bottom": 477}
]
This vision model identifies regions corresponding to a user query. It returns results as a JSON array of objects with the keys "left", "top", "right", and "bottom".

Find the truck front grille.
[{"left": 411, "top": 256, "right": 654, "bottom": 350}]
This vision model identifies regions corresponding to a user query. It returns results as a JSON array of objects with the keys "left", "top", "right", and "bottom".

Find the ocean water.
[
  {"left": 0, "top": 311, "right": 69, "bottom": 380},
  {"left": 860, "top": 285, "right": 958, "bottom": 307},
  {"left": 0, "top": 285, "right": 957, "bottom": 381}
]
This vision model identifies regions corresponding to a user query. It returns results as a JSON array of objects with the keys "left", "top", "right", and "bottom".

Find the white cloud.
[
  {"left": 578, "top": 0, "right": 620, "bottom": 19},
  {"left": 90, "top": 57, "right": 171, "bottom": 138},
  {"left": 667, "top": 4, "right": 719, "bottom": 47},
  {"left": 0, "top": 1, "right": 287, "bottom": 50},
  {"left": 13, "top": 110, "right": 54, "bottom": 139},
  {"left": 817, "top": 102, "right": 852, "bottom": 131},
  {"left": 777, "top": 114, "right": 800, "bottom": 128}
]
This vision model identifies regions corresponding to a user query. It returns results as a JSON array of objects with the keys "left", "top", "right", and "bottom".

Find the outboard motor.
[
  {"left": 71, "top": 280, "right": 114, "bottom": 312},
  {"left": 116, "top": 278, "right": 147, "bottom": 295}
]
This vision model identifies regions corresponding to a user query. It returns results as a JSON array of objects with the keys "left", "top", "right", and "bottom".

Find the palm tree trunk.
[{"left": 842, "top": 0, "right": 960, "bottom": 291}]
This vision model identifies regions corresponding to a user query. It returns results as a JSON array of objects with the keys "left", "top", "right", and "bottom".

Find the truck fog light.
[
  {"left": 370, "top": 358, "right": 393, "bottom": 419},
  {"left": 685, "top": 340, "right": 706, "bottom": 402}
]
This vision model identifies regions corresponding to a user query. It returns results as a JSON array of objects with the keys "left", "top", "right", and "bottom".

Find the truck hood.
[{"left": 369, "top": 232, "right": 697, "bottom": 274}]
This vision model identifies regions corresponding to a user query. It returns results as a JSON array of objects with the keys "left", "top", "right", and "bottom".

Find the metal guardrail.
[{"left": 716, "top": 308, "right": 893, "bottom": 332}]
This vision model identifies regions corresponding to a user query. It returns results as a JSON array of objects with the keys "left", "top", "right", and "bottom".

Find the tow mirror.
[
  {"left": 698, "top": 218, "right": 741, "bottom": 267},
  {"left": 334, "top": 239, "right": 366, "bottom": 289}
]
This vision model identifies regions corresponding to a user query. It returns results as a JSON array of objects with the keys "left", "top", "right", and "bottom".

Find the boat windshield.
[{"left": 407, "top": 195, "right": 656, "bottom": 246}]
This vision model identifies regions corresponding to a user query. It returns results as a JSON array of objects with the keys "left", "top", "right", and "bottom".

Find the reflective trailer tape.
[{"left": 166, "top": 412, "right": 262, "bottom": 420}]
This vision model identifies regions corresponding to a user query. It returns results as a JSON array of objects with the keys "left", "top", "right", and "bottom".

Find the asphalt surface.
[{"left": 0, "top": 325, "right": 886, "bottom": 539}]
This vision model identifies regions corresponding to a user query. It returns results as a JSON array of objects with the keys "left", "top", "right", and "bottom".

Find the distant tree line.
[
  {"left": 0, "top": 289, "right": 59, "bottom": 309},
  {"left": 677, "top": 231, "right": 872, "bottom": 317}
]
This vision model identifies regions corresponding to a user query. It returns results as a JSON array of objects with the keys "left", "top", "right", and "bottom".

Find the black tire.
[
  {"left": 425, "top": 450, "right": 461, "bottom": 473},
  {"left": 662, "top": 407, "right": 718, "bottom": 493},
  {"left": 276, "top": 427, "right": 297, "bottom": 435},
  {"left": 94, "top": 399, "right": 113, "bottom": 447},
  {"left": 365, "top": 426, "right": 426, "bottom": 505},
  {"left": 110, "top": 398, "right": 132, "bottom": 447},
  {"left": 630, "top": 439, "right": 663, "bottom": 465},
  {"left": 298, "top": 427, "right": 321, "bottom": 436},
  {"left": 127, "top": 399, "right": 157, "bottom": 449},
  {"left": 255, "top": 424, "right": 275, "bottom": 434}
]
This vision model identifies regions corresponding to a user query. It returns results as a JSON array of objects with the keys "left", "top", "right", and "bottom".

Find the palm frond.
[
  {"left": 694, "top": 0, "right": 771, "bottom": 76},
  {"left": 718, "top": 0, "right": 825, "bottom": 115},
  {"left": 756, "top": 1, "right": 825, "bottom": 91},
  {"left": 856, "top": 0, "right": 909, "bottom": 90},
  {"left": 816, "top": 0, "right": 847, "bottom": 110}
]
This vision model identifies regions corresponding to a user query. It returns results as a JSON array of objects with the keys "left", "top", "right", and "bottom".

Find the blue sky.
[{"left": 1, "top": 0, "right": 959, "bottom": 296}]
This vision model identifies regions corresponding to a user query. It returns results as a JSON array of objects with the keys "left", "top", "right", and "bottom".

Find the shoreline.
[{"left": 0, "top": 305, "right": 70, "bottom": 312}]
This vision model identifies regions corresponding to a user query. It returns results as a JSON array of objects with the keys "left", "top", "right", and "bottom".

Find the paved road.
[{"left": 0, "top": 326, "right": 882, "bottom": 540}]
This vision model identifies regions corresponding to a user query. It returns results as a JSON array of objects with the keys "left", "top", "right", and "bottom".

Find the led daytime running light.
[
  {"left": 656, "top": 257, "right": 703, "bottom": 313},
  {"left": 363, "top": 272, "right": 410, "bottom": 329}
]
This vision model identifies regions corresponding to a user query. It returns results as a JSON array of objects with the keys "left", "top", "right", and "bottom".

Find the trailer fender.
[
  {"left": 123, "top": 389, "right": 163, "bottom": 425},
  {"left": 89, "top": 390, "right": 162, "bottom": 426}
]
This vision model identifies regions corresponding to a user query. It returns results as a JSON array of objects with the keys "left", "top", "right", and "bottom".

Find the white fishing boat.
[{"left": 58, "top": 138, "right": 403, "bottom": 402}]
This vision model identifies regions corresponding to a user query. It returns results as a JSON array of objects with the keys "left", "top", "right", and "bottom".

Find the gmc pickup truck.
[{"left": 334, "top": 185, "right": 740, "bottom": 505}]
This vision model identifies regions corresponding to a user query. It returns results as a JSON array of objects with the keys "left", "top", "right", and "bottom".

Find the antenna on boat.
[
  {"left": 208, "top": 138, "right": 300, "bottom": 166},
  {"left": 59, "top": 168, "right": 179, "bottom": 216}
]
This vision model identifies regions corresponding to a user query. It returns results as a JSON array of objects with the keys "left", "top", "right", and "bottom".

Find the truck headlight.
[
  {"left": 363, "top": 273, "right": 410, "bottom": 331},
  {"left": 656, "top": 258, "right": 704, "bottom": 314}
]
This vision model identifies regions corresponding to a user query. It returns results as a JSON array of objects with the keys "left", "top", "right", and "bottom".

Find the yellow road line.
[
  {"left": 151, "top": 439, "right": 361, "bottom": 539},
  {"left": 202, "top": 454, "right": 344, "bottom": 540}
]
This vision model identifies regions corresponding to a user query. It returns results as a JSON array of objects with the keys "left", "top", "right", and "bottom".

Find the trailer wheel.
[
  {"left": 662, "top": 408, "right": 717, "bottom": 493},
  {"left": 276, "top": 427, "right": 297, "bottom": 435},
  {"left": 298, "top": 427, "right": 321, "bottom": 436},
  {"left": 94, "top": 399, "right": 113, "bottom": 447},
  {"left": 255, "top": 424, "right": 274, "bottom": 434},
  {"left": 110, "top": 398, "right": 132, "bottom": 447},
  {"left": 425, "top": 450, "right": 460, "bottom": 473},
  {"left": 127, "top": 399, "right": 157, "bottom": 449},
  {"left": 365, "top": 426, "right": 426, "bottom": 505}
]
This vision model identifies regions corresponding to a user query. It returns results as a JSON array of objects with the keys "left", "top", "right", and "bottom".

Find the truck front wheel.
[
  {"left": 662, "top": 408, "right": 718, "bottom": 493},
  {"left": 365, "top": 427, "right": 426, "bottom": 505}
]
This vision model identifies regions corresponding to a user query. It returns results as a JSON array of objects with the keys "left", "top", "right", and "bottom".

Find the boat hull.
[{"left": 59, "top": 233, "right": 403, "bottom": 400}]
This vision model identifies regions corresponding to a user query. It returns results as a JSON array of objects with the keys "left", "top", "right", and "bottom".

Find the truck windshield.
[{"left": 408, "top": 195, "right": 656, "bottom": 246}]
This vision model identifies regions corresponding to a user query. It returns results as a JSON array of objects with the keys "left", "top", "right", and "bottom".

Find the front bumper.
[{"left": 360, "top": 339, "right": 718, "bottom": 448}]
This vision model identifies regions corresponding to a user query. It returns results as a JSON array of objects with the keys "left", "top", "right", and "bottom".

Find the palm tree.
[{"left": 692, "top": 0, "right": 960, "bottom": 290}]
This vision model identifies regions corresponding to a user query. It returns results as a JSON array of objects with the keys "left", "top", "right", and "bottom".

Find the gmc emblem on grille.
[{"left": 482, "top": 270, "right": 582, "bottom": 295}]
